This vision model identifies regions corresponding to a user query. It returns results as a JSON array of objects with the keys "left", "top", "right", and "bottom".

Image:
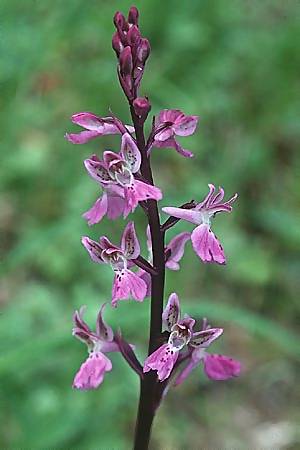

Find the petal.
[
  {"left": 146, "top": 225, "right": 152, "bottom": 253},
  {"left": 154, "top": 127, "right": 173, "bottom": 142},
  {"left": 72, "top": 353, "right": 112, "bottom": 390},
  {"left": 98, "top": 236, "right": 120, "bottom": 252},
  {"left": 82, "top": 193, "right": 108, "bottom": 226},
  {"left": 71, "top": 112, "right": 106, "bottom": 131},
  {"left": 121, "top": 133, "right": 141, "bottom": 173},
  {"left": 124, "top": 180, "right": 162, "bottom": 215},
  {"left": 191, "top": 224, "right": 226, "bottom": 264},
  {"left": 133, "top": 180, "right": 162, "bottom": 202},
  {"left": 111, "top": 270, "right": 147, "bottom": 307},
  {"left": 196, "top": 184, "right": 216, "bottom": 210},
  {"left": 162, "top": 293, "right": 181, "bottom": 331},
  {"left": 106, "top": 194, "right": 126, "bottom": 220},
  {"left": 65, "top": 130, "right": 100, "bottom": 144},
  {"left": 174, "top": 115, "right": 199, "bottom": 137},
  {"left": 121, "top": 221, "right": 140, "bottom": 259},
  {"left": 143, "top": 344, "right": 179, "bottom": 382},
  {"left": 84, "top": 158, "right": 113, "bottom": 184},
  {"left": 153, "top": 137, "right": 194, "bottom": 158},
  {"left": 136, "top": 268, "right": 151, "bottom": 297},
  {"left": 96, "top": 303, "right": 114, "bottom": 342},
  {"left": 81, "top": 236, "right": 104, "bottom": 264},
  {"left": 165, "top": 260, "right": 179, "bottom": 270},
  {"left": 189, "top": 328, "right": 223, "bottom": 348},
  {"left": 157, "top": 109, "right": 183, "bottom": 124},
  {"left": 165, "top": 232, "right": 191, "bottom": 270},
  {"left": 162, "top": 207, "right": 202, "bottom": 225},
  {"left": 174, "top": 359, "right": 198, "bottom": 386},
  {"left": 73, "top": 305, "right": 91, "bottom": 333},
  {"left": 203, "top": 354, "right": 241, "bottom": 380}
]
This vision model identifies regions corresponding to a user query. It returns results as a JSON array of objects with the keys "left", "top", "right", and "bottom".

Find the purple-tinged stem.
[{"left": 130, "top": 104, "right": 166, "bottom": 450}]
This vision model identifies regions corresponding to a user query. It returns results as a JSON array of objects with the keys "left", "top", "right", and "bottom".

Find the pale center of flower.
[
  {"left": 102, "top": 251, "right": 127, "bottom": 272},
  {"left": 168, "top": 324, "right": 192, "bottom": 351},
  {"left": 109, "top": 161, "right": 133, "bottom": 187}
]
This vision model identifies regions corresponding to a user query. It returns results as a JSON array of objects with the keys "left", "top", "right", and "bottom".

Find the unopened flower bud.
[
  {"left": 133, "top": 97, "right": 151, "bottom": 118},
  {"left": 127, "top": 25, "right": 141, "bottom": 48},
  {"left": 119, "top": 46, "right": 133, "bottom": 77},
  {"left": 128, "top": 6, "right": 139, "bottom": 26},
  {"left": 113, "top": 11, "right": 126, "bottom": 31},
  {"left": 112, "top": 32, "right": 124, "bottom": 57},
  {"left": 137, "top": 38, "right": 151, "bottom": 63}
]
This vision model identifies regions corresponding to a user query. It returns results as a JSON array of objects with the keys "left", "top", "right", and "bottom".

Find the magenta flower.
[
  {"left": 174, "top": 319, "right": 241, "bottom": 385},
  {"left": 82, "top": 186, "right": 126, "bottom": 226},
  {"left": 163, "top": 184, "right": 238, "bottom": 264},
  {"left": 65, "top": 112, "right": 134, "bottom": 144},
  {"left": 82, "top": 222, "right": 147, "bottom": 307},
  {"left": 150, "top": 109, "right": 199, "bottom": 158},
  {"left": 143, "top": 293, "right": 195, "bottom": 381},
  {"left": 143, "top": 293, "right": 238, "bottom": 384},
  {"left": 84, "top": 133, "right": 162, "bottom": 219},
  {"left": 137, "top": 227, "right": 191, "bottom": 296},
  {"left": 72, "top": 304, "right": 119, "bottom": 390}
]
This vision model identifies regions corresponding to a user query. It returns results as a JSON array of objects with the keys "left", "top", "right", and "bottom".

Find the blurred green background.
[{"left": 1, "top": 0, "right": 299, "bottom": 448}]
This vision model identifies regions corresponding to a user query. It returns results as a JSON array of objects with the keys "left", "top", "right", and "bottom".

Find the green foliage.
[{"left": 1, "top": 0, "right": 299, "bottom": 448}]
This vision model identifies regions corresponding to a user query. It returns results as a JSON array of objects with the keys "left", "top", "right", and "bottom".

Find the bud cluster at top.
[{"left": 112, "top": 6, "right": 151, "bottom": 102}]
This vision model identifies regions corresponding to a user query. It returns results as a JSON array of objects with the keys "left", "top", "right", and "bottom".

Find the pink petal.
[
  {"left": 143, "top": 343, "right": 179, "bottom": 381},
  {"left": 71, "top": 112, "right": 106, "bottom": 131},
  {"left": 65, "top": 130, "right": 101, "bottom": 144},
  {"left": 162, "top": 207, "right": 202, "bottom": 225},
  {"left": 111, "top": 270, "right": 147, "bottom": 307},
  {"left": 136, "top": 269, "right": 151, "bottom": 297},
  {"left": 162, "top": 293, "right": 181, "bottom": 331},
  {"left": 154, "top": 127, "right": 173, "bottom": 142},
  {"left": 121, "top": 221, "right": 140, "bottom": 259},
  {"left": 153, "top": 137, "right": 194, "bottom": 158},
  {"left": 121, "top": 133, "right": 141, "bottom": 173},
  {"left": 82, "top": 194, "right": 108, "bottom": 226},
  {"left": 106, "top": 194, "right": 126, "bottom": 220},
  {"left": 174, "top": 115, "right": 199, "bottom": 137},
  {"left": 203, "top": 354, "right": 241, "bottom": 380},
  {"left": 157, "top": 109, "right": 183, "bottom": 124},
  {"left": 190, "top": 328, "right": 223, "bottom": 348},
  {"left": 73, "top": 353, "right": 112, "bottom": 390},
  {"left": 81, "top": 236, "right": 104, "bottom": 264},
  {"left": 191, "top": 224, "right": 226, "bottom": 265},
  {"left": 98, "top": 236, "right": 120, "bottom": 252},
  {"left": 133, "top": 180, "right": 162, "bottom": 202},
  {"left": 165, "top": 232, "right": 191, "bottom": 270},
  {"left": 174, "top": 359, "right": 198, "bottom": 386},
  {"left": 124, "top": 180, "right": 162, "bottom": 215},
  {"left": 96, "top": 303, "right": 114, "bottom": 342},
  {"left": 84, "top": 158, "right": 113, "bottom": 184}
]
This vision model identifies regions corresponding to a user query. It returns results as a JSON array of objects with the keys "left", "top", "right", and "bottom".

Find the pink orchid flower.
[
  {"left": 65, "top": 112, "right": 134, "bottom": 144},
  {"left": 143, "top": 293, "right": 196, "bottom": 381},
  {"left": 137, "top": 227, "right": 191, "bottom": 296},
  {"left": 144, "top": 293, "right": 240, "bottom": 384},
  {"left": 84, "top": 133, "right": 162, "bottom": 220},
  {"left": 151, "top": 109, "right": 199, "bottom": 158},
  {"left": 82, "top": 222, "right": 147, "bottom": 307},
  {"left": 72, "top": 304, "right": 119, "bottom": 390},
  {"left": 175, "top": 319, "right": 241, "bottom": 385},
  {"left": 163, "top": 184, "right": 238, "bottom": 264}
]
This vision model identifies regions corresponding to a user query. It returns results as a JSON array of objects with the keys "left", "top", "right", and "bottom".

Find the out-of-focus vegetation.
[{"left": 1, "top": 0, "right": 299, "bottom": 448}]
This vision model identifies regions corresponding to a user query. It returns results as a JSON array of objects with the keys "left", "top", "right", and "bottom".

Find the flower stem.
[{"left": 130, "top": 106, "right": 166, "bottom": 450}]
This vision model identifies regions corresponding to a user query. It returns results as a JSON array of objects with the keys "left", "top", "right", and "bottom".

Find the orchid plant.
[{"left": 66, "top": 7, "right": 241, "bottom": 449}]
